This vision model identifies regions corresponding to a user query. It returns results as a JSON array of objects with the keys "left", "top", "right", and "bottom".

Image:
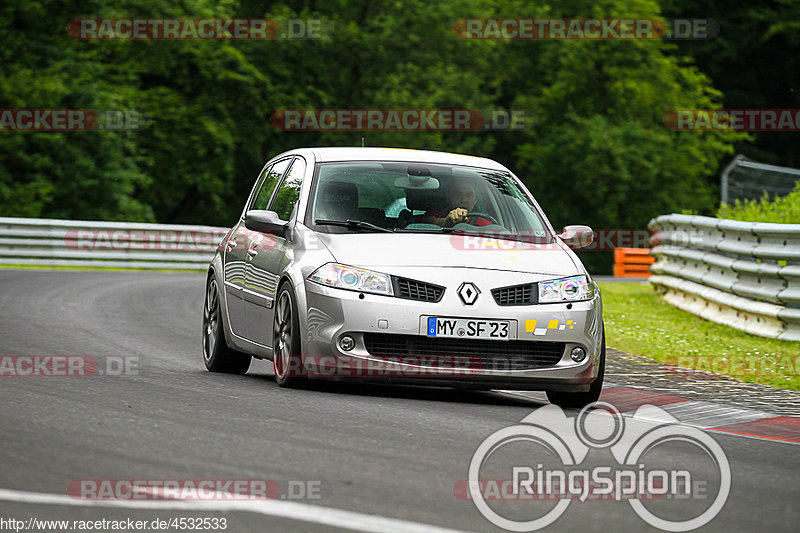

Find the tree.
[
  {"left": 1, "top": 0, "right": 751, "bottom": 276},
  {"left": 497, "top": 0, "right": 746, "bottom": 270},
  {"left": 661, "top": 0, "right": 800, "bottom": 167}
]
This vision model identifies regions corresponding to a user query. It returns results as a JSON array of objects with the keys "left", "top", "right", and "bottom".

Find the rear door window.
[
  {"left": 250, "top": 158, "right": 292, "bottom": 211},
  {"left": 271, "top": 158, "right": 306, "bottom": 221}
]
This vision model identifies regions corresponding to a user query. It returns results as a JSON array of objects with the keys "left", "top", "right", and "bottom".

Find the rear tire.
[
  {"left": 546, "top": 329, "right": 605, "bottom": 409},
  {"left": 202, "top": 276, "right": 251, "bottom": 374},
  {"left": 272, "top": 282, "right": 305, "bottom": 387}
]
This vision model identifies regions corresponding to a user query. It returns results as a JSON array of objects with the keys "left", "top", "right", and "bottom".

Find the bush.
[{"left": 717, "top": 181, "right": 800, "bottom": 223}]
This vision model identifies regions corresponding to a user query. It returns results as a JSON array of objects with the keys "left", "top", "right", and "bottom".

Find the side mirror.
[
  {"left": 245, "top": 210, "right": 287, "bottom": 236},
  {"left": 559, "top": 225, "right": 593, "bottom": 249}
]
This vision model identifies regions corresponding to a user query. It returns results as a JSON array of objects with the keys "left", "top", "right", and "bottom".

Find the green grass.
[{"left": 598, "top": 282, "right": 800, "bottom": 391}]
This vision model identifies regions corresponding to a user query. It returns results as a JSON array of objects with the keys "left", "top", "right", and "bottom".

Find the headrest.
[{"left": 405, "top": 189, "right": 441, "bottom": 211}]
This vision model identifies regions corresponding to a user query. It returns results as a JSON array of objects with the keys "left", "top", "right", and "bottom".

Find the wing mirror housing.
[
  {"left": 244, "top": 210, "right": 287, "bottom": 236},
  {"left": 559, "top": 225, "right": 593, "bottom": 249}
]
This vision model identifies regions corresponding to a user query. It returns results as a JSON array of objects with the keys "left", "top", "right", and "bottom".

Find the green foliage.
[
  {"left": 661, "top": 0, "right": 800, "bottom": 168},
  {"left": 1, "top": 0, "right": 782, "bottom": 273},
  {"left": 717, "top": 181, "right": 800, "bottom": 223},
  {"left": 510, "top": 0, "right": 746, "bottom": 230},
  {"left": 0, "top": 0, "right": 155, "bottom": 221},
  {"left": 504, "top": 0, "right": 747, "bottom": 272}
]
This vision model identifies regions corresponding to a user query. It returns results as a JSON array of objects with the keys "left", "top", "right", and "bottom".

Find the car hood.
[{"left": 316, "top": 232, "right": 580, "bottom": 277}]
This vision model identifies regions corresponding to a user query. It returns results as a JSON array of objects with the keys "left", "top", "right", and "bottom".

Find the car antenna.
[{"left": 361, "top": 137, "right": 365, "bottom": 147}]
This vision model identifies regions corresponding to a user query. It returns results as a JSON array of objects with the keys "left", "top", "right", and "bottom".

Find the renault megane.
[{"left": 202, "top": 147, "right": 604, "bottom": 407}]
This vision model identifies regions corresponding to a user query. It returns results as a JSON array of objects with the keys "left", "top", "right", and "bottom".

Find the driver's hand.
[{"left": 446, "top": 208, "right": 468, "bottom": 225}]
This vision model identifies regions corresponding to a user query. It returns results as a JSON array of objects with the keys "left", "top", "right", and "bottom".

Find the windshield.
[{"left": 308, "top": 161, "right": 552, "bottom": 240}]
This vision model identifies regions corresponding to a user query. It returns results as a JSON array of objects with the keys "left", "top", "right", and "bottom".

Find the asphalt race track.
[{"left": 0, "top": 269, "right": 798, "bottom": 532}]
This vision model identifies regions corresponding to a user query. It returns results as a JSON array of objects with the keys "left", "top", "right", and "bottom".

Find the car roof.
[{"left": 277, "top": 147, "right": 509, "bottom": 171}]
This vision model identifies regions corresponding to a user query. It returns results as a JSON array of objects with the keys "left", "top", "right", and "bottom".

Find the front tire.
[
  {"left": 202, "top": 276, "right": 251, "bottom": 374},
  {"left": 272, "top": 282, "right": 305, "bottom": 387},
  {"left": 546, "top": 329, "right": 605, "bottom": 409}
]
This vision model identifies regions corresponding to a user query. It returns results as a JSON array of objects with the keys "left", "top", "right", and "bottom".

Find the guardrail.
[
  {"left": 721, "top": 154, "right": 800, "bottom": 204},
  {"left": 0, "top": 217, "right": 228, "bottom": 270},
  {"left": 648, "top": 214, "right": 800, "bottom": 341}
]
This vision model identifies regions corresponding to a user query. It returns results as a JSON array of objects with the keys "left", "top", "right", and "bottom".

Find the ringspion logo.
[{"left": 465, "top": 402, "right": 730, "bottom": 531}]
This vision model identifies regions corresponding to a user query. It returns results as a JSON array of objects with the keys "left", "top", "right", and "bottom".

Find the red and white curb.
[
  {"left": 599, "top": 385, "right": 800, "bottom": 444},
  {"left": 498, "top": 384, "right": 800, "bottom": 445}
]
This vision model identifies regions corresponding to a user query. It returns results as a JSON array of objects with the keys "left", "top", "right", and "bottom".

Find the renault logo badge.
[{"left": 458, "top": 282, "right": 480, "bottom": 305}]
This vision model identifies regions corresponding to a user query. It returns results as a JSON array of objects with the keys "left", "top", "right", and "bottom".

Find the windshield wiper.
[
  {"left": 315, "top": 219, "right": 392, "bottom": 233},
  {"left": 393, "top": 227, "right": 450, "bottom": 233},
  {"left": 394, "top": 226, "right": 554, "bottom": 244}
]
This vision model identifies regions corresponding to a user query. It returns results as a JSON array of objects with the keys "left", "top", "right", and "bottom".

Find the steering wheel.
[{"left": 464, "top": 211, "right": 499, "bottom": 225}]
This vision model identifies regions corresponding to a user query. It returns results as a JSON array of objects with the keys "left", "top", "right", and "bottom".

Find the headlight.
[
  {"left": 308, "top": 263, "right": 394, "bottom": 296},
  {"left": 538, "top": 275, "right": 594, "bottom": 303}
]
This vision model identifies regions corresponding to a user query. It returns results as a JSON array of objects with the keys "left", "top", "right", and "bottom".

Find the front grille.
[
  {"left": 492, "top": 284, "right": 536, "bottom": 306},
  {"left": 363, "top": 333, "right": 564, "bottom": 371},
  {"left": 394, "top": 277, "right": 444, "bottom": 302}
]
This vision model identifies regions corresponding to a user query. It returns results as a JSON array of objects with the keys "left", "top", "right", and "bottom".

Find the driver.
[{"left": 422, "top": 181, "right": 492, "bottom": 227}]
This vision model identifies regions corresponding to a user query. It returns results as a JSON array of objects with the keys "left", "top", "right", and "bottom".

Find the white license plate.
[{"left": 426, "top": 317, "right": 510, "bottom": 340}]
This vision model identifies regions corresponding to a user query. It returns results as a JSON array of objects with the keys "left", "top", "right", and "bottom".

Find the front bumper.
[{"left": 301, "top": 276, "right": 603, "bottom": 392}]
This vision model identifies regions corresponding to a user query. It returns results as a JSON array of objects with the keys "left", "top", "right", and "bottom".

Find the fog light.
[
  {"left": 570, "top": 347, "right": 586, "bottom": 362},
  {"left": 339, "top": 335, "right": 355, "bottom": 352}
]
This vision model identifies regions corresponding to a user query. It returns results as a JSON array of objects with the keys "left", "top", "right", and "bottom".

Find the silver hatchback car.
[{"left": 203, "top": 147, "right": 604, "bottom": 407}]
